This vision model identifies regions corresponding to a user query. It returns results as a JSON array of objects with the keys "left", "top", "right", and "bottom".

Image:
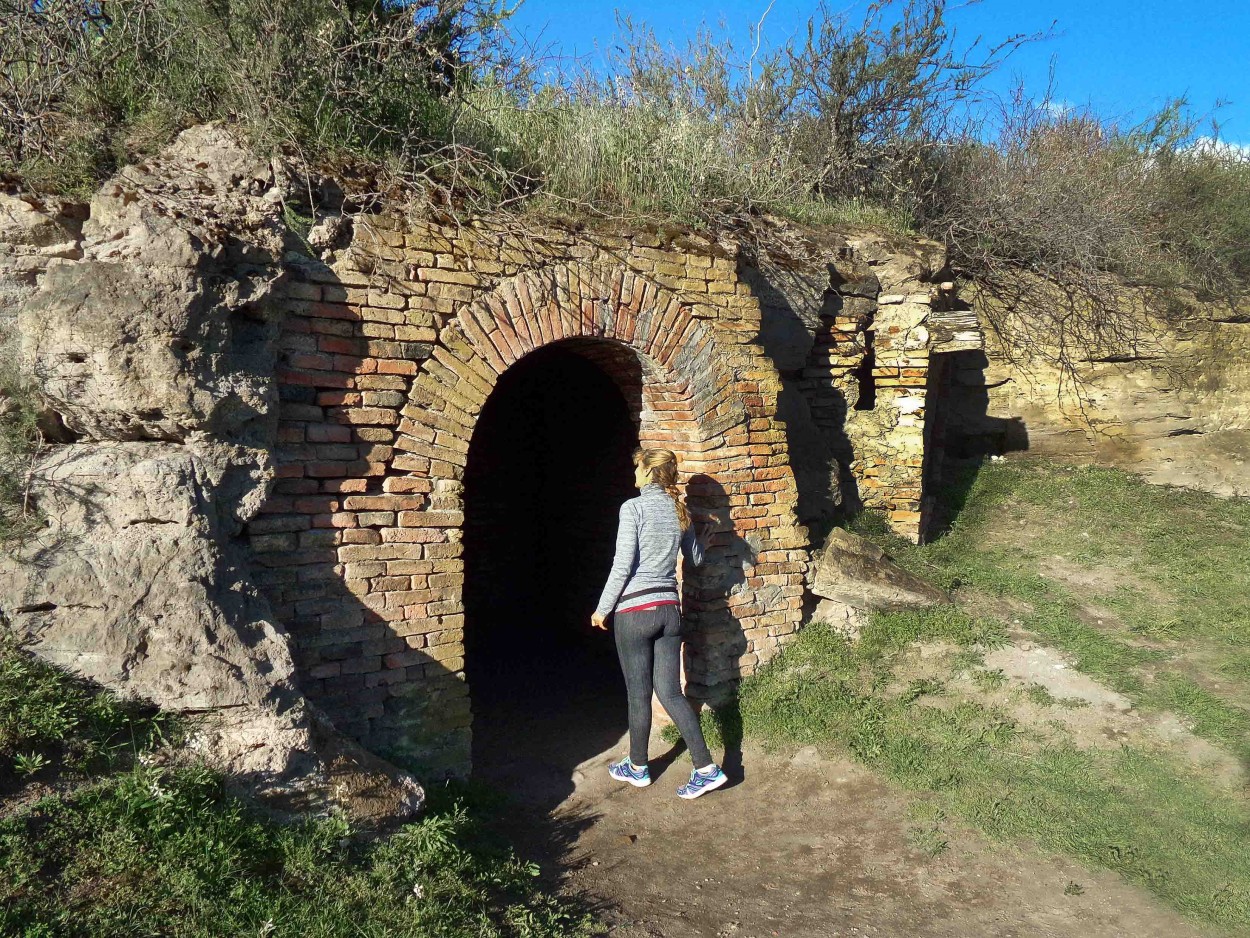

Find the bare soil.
[
  {"left": 473, "top": 669, "right": 1217, "bottom": 938},
  {"left": 893, "top": 639, "right": 1245, "bottom": 790}
]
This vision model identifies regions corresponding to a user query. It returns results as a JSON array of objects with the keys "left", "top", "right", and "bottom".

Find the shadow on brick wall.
[
  {"left": 250, "top": 236, "right": 801, "bottom": 831},
  {"left": 682, "top": 472, "right": 757, "bottom": 785},
  {"left": 740, "top": 261, "right": 861, "bottom": 546},
  {"left": 248, "top": 250, "right": 479, "bottom": 781}
]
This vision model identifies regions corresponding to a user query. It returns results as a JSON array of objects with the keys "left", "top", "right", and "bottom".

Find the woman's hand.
[{"left": 591, "top": 612, "right": 608, "bottom": 631}]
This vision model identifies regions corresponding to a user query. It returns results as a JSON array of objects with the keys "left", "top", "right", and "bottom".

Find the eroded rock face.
[
  {"left": 18, "top": 124, "right": 287, "bottom": 444},
  {"left": 0, "top": 195, "right": 86, "bottom": 337},
  {"left": 6, "top": 444, "right": 287, "bottom": 714},
  {"left": 808, "top": 527, "right": 948, "bottom": 611},
  {"left": 21, "top": 262, "right": 283, "bottom": 443},
  {"left": 945, "top": 282, "right": 1250, "bottom": 497},
  {"left": 0, "top": 124, "right": 423, "bottom": 824}
]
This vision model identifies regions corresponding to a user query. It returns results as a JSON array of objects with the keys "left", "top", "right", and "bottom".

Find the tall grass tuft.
[{"left": 0, "top": 341, "right": 43, "bottom": 545}]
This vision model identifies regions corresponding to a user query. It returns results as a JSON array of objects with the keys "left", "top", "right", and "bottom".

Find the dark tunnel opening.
[{"left": 463, "top": 341, "right": 640, "bottom": 794}]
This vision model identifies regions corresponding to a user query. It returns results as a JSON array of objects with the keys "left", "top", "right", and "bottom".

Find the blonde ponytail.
[{"left": 633, "top": 447, "right": 690, "bottom": 530}]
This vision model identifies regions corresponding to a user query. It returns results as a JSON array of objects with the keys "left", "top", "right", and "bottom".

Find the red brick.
[
  {"left": 334, "top": 355, "right": 375, "bottom": 374},
  {"left": 319, "top": 336, "right": 366, "bottom": 355},
  {"left": 306, "top": 461, "right": 352, "bottom": 478},
  {"left": 383, "top": 476, "right": 432, "bottom": 494},
  {"left": 307, "top": 424, "right": 352, "bottom": 443},
  {"left": 309, "top": 302, "right": 363, "bottom": 321},
  {"left": 278, "top": 368, "right": 355, "bottom": 389},
  {"left": 288, "top": 352, "right": 336, "bottom": 371},
  {"left": 317, "top": 391, "right": 361, "bottom": 406},
  {"left": 377, "top": 359, "right": 418, "bottom": 376},
  {"left": 321, "top": 478, "right": 369, "bottom": 493}
]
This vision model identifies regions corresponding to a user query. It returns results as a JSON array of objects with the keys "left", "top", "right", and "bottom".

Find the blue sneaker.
[
  {"left": 608, "top": 757, "right": 651, "bottom": 788},
  {"left": 677, "top": 764, "right": 728, "bottom": 799}
]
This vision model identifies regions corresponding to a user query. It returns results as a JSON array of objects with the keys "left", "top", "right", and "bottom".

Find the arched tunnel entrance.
[{"left": 463, "top": 340, "right": 641, "bottom": 797}]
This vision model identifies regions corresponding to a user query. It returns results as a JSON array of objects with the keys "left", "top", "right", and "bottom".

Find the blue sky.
[{"left": 508, "top": 0, "right": 1250, "bottom": 144}]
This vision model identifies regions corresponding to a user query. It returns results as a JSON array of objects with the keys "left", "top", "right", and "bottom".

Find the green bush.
[
  {"left": 918, "top": 94, "right": 1250, "bottom": 369},
  {"left": 463, "top": 1, "right": 1025, "bottom": 228}
]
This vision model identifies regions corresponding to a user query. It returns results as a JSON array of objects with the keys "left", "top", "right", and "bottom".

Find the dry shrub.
[
  {"left": 0, "top": 0, "right": 519, "bottom": 202},
  {"left": 464, "top": 1, "right": 1033, "bottom": 225},
  {"left": 921, "top": 89, "right": 1250, "bottom": 375},
  {"left": 2, "top": 0, "right": 1246, "bottom": 376},
  {"left": 1151, "top": 143, "right": 1250, "bottom": 294}
]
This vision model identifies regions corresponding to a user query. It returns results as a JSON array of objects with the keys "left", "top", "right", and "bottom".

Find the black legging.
[{"left": 614, "top": 604, "right": 714, "bottom": 768}]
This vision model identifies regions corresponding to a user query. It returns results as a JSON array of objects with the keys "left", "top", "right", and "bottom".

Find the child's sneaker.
[
  {"left": 608, "top": 757, "right": 651, "bottom": 787},
  {"left": 677, "top": 764, "right": 727, "bottom": 799}
]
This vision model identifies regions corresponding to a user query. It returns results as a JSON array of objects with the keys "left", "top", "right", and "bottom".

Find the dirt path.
[{"left": 478, "top": 719, "right": 1214, "bottom": 938}]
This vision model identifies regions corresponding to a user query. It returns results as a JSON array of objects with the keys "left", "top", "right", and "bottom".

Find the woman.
[{"left": 591, "top": 447, "right": 728, "bottom": 800}]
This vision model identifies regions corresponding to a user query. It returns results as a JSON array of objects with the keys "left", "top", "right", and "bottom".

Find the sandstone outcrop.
[
  {"left": 0, "top": 194, "right": 85, "bottom": 329},
  {"left": 942, "top": 281, "right": 1250, "bottom": 497},
  {"left": 0, "top": 124, "right": 423, "bottom": 823}
]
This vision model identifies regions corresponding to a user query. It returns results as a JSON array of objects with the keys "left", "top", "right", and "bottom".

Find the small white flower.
[{"left": 412, "top": 883, "right": 424, "bottom": 899}]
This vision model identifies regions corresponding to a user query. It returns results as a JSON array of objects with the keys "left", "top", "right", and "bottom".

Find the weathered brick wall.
[
  {"left": 742, "top": 228, "right": 952, "bottom": 543},
  {"left": 248, "top": 218, "right": 810, "bottom": 775},
  {"left": 795, "top": 284, "right": 934, "bottom": 540}
]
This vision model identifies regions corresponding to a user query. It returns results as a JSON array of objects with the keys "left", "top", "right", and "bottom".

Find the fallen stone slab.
[{"left": 808, "top": 526, "right": 948, "bottom": 611}]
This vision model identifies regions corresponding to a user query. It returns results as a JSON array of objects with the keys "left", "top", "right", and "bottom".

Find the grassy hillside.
[{"left": 687, "top": 460, "right": 1250, "bottom": 930}]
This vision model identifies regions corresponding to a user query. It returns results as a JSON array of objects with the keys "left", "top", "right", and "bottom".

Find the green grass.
[
  {"left": 698, "top": 460, "right": 1250, "bottom": 928},
  {"left": 707, "top": 616, "right": 1250, "bottom": 928},
  {"left": 0, "top": 641, "right": 596, "bottom": 938},
  {"left": 0, "top": 771, "right": 595, "bottom": 938},
  {"left": 0, "top": 351, "right": 43, "bottom": 545},
  {"left": 877, "top": 460, "right": 1250, "bottom": 760},
  {"left": 0, "top": 637, "right": 176, "bottom": 782}
]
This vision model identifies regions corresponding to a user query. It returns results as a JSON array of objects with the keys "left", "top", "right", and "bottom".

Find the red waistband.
[{"left": 616, "top": 599, "right": 680, "bottom": 615}]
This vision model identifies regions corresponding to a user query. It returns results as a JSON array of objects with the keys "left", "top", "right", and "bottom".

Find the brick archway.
[
  {"left": 406, "top": 263, "right": 745, "bottom": 491},
  {"left": 253, "top": 242, "right": 808, "bottom": 778},
  {"left": 384, "top": 262, "right": 801, "bottom": 772}
]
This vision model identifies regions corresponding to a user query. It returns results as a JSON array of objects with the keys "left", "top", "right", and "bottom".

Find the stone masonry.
[
  {"left": 742, "top": 226, "right": 957, "bottom": 543},
  {"left": 248, "top": 218, "right": 813, "bottom": 775},
  {"left": 800, "top": 287, "right": 937, "bottom": 540}
]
